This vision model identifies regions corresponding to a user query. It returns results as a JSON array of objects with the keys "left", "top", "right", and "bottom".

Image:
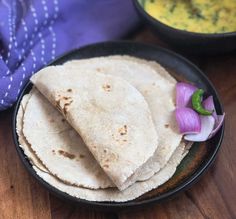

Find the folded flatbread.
[
  {"left": 17, "top": 91, "right": 189, "bottom": 202},
  {"left": 23, "top": 89, "right": 113, "bottom": 189},
  {"left": 30, "top": 68, "right": 158, "bottom": 190},
  {"left": 17, "top": 91, "right": 188, "bottom": 202},
  {"left": 64, "top": 56, "right": 182, "bottom": 189},
  {"left": 34, "top": 142, "right": 187, "bottom": 202}
]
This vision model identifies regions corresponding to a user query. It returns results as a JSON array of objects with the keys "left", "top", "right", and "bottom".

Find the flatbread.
[
  {"left": 30, "top": 69, "right": 158, "bottom": 190},
  {"left": 16, "top": 92, "right": 48, "bottom": 172},
  {"left": 23, "top": 89, "right": 113, "bottom": 189},
  {"left": 63, "top": 56, "right": 182, "bottom": 189},
  {"left": 34, "top": 142, "right": 187, "bottom": 202},
  {"left": 18, "top": 92, "right": 189, "bottom": 202},
  {"left": 16, "top": 55, "right": 191, "bottom": 202},
  {"left": 108, "top": 55, "right": 176, "bottom": 85},
  {"left": 17, "top": 95, "right": 188, "bottom": 202}
]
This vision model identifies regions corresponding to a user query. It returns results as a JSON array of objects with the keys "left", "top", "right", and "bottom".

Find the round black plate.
[{"left": 12, "top": 41, "right": 224, "bottom": 211}]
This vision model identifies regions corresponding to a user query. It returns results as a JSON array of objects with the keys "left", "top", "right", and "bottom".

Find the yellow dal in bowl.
[{"left": 141, "top": 0, "right": 236, "bottom": 33}]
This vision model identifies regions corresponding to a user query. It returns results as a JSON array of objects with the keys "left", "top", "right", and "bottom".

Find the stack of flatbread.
[{"left": 16, "top": 56, "right": 190, "bottom": 202}]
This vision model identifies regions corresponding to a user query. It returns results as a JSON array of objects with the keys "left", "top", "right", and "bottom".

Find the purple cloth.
[{"left": 0, "top": 0, "right": 139, "bottom": 110}]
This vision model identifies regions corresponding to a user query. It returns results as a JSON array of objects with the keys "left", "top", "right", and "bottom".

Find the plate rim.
[{"left": 12, "top": 41, "right": 224, "bottom": 210}]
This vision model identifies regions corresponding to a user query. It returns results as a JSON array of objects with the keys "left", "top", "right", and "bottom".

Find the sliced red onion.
[
  {"left": 208, "top": 113, "right": 225, "bottom": 139},
  {"left": 175, "top": 107, "right": 201, "bottom": 134},
  {"left": 175, "top": 84, "right": 225, "bottom": 142},
  {"left": 203, "top": 96, "right": 217, "bottom": 120},
  {"left": 176, "top": 82, "right": 197, "bottom": 108},
  {"left": 203, "top": 96, "right": 225, "bottom": 138},
  {"left": 184, "top": 115, "right": 215, "bottom": 142}
]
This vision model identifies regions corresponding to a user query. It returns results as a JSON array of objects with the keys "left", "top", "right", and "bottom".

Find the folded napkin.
[{"left": 0, "top": 0, "right": 139, "bottom": 111}]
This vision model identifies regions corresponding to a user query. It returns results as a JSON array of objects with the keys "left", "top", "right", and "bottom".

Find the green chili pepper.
[{"left": 192, "top": 89, "right": 213, "bottom": 116}]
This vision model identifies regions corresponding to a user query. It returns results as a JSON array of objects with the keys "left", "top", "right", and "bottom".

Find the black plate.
[{"left": 12, "top": 41, "right": 224, "bottom": 211}]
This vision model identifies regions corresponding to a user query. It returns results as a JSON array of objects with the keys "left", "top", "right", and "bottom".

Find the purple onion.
[
  {"left": 176, "top": 82, "right": 197, "bottom": 108},
  {"left": 175, "top": 107, "right": 201, "bottom": 134},
  {"left": 175, "top": 82, "right": 225, "bottom": 142},
  {"left": 203, "top": 96, "right": 217, "bottom": 121},
  {"left": 184, "top": 115, "right": 215, "bottom": 142},
  {"left": 208, "top": 113, "right": 225, "bottom": 139}
]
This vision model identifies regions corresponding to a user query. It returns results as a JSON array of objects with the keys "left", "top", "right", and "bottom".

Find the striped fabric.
[{"left": 0, "top": 0, "right": 138, "bottom": 110}]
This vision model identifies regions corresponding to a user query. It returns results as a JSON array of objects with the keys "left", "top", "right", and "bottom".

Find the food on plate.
[
  {"left": 31, "top": 67, "right": 159, "bottom": 190},
  {"left": 23, "top": 89, "right": 114, "bottom": 189},
  {"left": 34, "top": 142, "right": 187, "bottom": 202},
  {"left": 17, "top": 97, "right": 187, "bottom": 201},
  {"left": 192, "top": 89, "right": 213, "bottom": 116},
  {"left": 175, "top": 82, "right": 225, "bottom": 142},
  {"left": 16, "top": 92, "right": 48, "bottom": 172},
  {"left": 63, "top": 56, "right": 182, "bottom": 190},
  {"left": 141, "top": 0, "right": 236, "bottom": 33},
  {"left": 16, "top": 55, "right": 223, "bottom": 202}
]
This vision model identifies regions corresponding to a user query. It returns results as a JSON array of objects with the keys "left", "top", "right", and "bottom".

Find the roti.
[
  {"left": 63, "top": 56, "right": 182, "bottom": 189},
  {"left": 16, "top": 92, "right": 48, "bottom": 172},
  {"left": 22, "top": 89, "right": 113, "bottom": 189},
  {"left": 16, "top": 55, "right": 190, "bottom": 202},
  {"left": 30, "top": 68, "right": 159, "bottom": 190},
  {"left": 33, "top": 142, "right": 187, "bottom": 202},
  {"left": 17, "top": 93, "right": 188, "bottom": 201}
]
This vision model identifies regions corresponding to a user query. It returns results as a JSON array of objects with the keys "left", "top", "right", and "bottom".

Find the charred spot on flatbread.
[{"left": 58, "top": 150, "right": 76, "bottom": 160}]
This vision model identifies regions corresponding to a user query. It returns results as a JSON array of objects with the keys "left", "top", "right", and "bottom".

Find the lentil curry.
[{"left": 141, "top": 0, "right": 236, "bottom": 33}]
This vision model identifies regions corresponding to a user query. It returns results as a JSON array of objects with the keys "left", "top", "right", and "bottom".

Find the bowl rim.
[
  {"left": 12, "top": 41, "right": 224, "bottom": 210},
  {"left": 133, "top": 0, "right": 236, "bottom": 38}
]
